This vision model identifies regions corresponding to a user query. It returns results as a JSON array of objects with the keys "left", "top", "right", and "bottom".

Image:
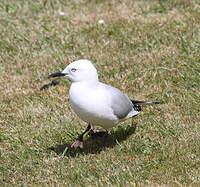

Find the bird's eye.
[{"left": 71, "top": 68, "right": 77, "bottom": 72}]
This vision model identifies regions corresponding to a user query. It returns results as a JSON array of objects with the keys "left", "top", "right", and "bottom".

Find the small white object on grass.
[
  {"left": 98, "top": 19, "right": 105, "bottom": 25},
  {"left": 58, "top": 10, "right": 65, "bottom": 16},
  {"left": 49, "top": 59, "right": 159, "bottom": 148}
]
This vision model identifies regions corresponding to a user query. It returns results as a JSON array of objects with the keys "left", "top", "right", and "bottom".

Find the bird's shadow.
[{"left": 48, "top": 123, "right": 137, "bottom": 157}]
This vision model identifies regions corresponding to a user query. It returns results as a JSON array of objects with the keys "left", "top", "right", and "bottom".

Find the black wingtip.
[
  {"left": 151, "top": 101, "right": 161, "bottom": 104},
  {"left": 131, "top": 100, "right": 162, "bottom": 105}
]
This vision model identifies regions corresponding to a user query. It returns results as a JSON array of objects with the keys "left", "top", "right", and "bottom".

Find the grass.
[{"left": 0, "top": 0, "right": 200, "bottom": 186}]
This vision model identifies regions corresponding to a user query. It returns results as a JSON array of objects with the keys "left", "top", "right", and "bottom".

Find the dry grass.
[{"left": 0, "top": 0, "right": 200, "bottom": 186}]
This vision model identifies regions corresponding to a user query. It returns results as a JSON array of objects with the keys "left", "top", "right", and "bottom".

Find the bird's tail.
[{"left": 131, "top": 100, "right": 160, "bottom": 105}]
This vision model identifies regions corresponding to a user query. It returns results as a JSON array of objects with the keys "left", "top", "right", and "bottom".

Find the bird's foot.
[
  {"left": 70, "top": 139, "right": 83, "bottom": 149},
  {"left": 88, "top": 129, "right": 108, "bottom": 138}
]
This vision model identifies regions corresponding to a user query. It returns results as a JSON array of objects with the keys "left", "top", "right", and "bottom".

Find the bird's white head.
[{"left": 49, "top": 59, "right": 98, "bottom": 83}]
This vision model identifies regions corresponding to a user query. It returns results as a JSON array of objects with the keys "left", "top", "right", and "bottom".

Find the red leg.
[{"left": 71, "top": 124, "right": 91, "bottom": 149}]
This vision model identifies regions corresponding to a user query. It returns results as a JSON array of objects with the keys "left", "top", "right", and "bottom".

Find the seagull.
[{"left": 49, "top": 59, "right": 159, "bottom": 148}]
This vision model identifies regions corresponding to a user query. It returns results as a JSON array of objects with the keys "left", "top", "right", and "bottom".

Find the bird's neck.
[
  {"left": 71, "top": 78, "right": 99, "bottom": 90},
  {"left": 69, "top": 80, "right": 99, "bottom": 101}
]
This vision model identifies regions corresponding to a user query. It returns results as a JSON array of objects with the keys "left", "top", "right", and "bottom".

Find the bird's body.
[
  {"left": 48, "top": 59, "right": 159, "bottom": 148},
  {"left": 69, "top": 81, "right": 139, "bottom": 129}
]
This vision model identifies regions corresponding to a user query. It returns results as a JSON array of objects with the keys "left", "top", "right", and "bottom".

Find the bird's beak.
[{"left": 48, "top": 72, "right": 67, "bottom": 78}]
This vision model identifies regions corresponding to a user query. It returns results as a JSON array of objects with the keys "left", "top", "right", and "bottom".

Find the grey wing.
[{"left": 100, "top": 83, "right": 133, "bottom": 120}]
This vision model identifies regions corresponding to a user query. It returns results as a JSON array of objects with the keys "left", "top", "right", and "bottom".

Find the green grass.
[{"left": 0, "top": 0, "right": 200, "bottom": 186}]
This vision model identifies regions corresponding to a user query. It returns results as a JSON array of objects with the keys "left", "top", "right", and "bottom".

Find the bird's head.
[{"left": 49, "top": 59, "right": 98, "bottom": 83}]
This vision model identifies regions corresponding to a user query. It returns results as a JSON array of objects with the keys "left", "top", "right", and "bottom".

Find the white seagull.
[{"left": 49, "top": 59, "right": 159, "bottom": 148}]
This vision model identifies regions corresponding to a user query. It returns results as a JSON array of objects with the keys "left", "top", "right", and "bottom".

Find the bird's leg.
[{"left": 71, "top": 124, "right": 91, "bottom": 149}]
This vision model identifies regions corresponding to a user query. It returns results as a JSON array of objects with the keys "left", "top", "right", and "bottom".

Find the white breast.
[{"left": 69, "top": 82, "right": 118, "bottom": 129}]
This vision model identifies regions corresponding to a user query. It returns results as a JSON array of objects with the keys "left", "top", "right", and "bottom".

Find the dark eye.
[{"left": 71, "top": 68, "right": 77, "bottom": 72}]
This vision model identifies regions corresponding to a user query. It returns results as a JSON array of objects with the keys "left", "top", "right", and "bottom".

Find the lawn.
[{"left": 0, "top": 0, "right": 200, "bottom": 186}]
